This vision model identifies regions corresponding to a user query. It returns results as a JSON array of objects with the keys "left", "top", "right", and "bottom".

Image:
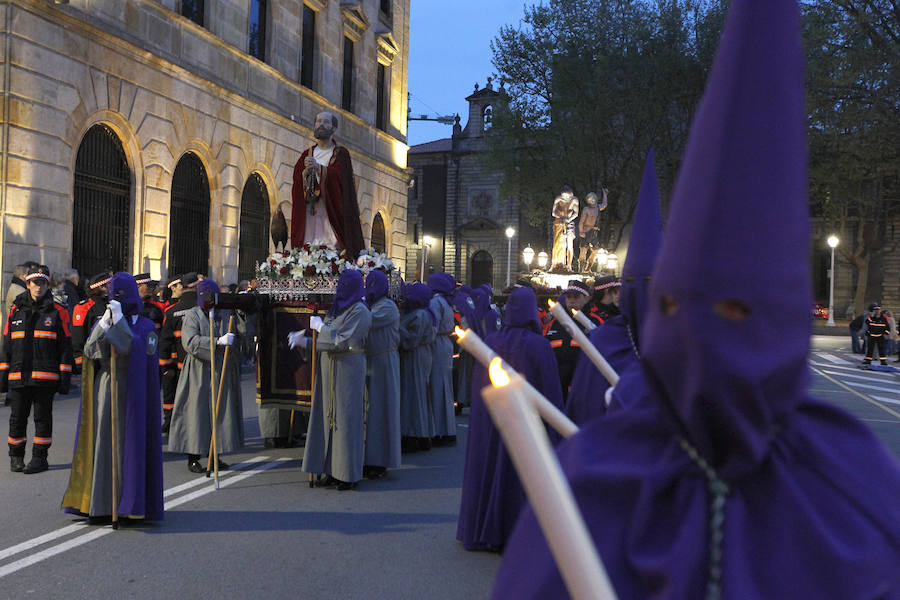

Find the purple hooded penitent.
[
  {"left": 330, "top": 269, "right": 365, "bottom": 317},
  {"left": 457, "top": 287, "right": 564, "bottom": 552},
  {"left": 493, "top": 1, "right": 900, "bottom": 598},
  {"left": 471, "top": 288, "right": 500, "bottom": 337},
  {"left": 365, "top": 269, "right": 389, "bottom": 305},
  {"left": 565, "top": 151, "right": 662, "bottom": 425},
  {"left": 108, "top": 272, "right": 142, "bottom": 316},
  {"left": 195, "top": 279, "right": 220, "bottom": 310},
  {"left": 452, "top": 286, "right": 479, "bottom": 336},
  {"left": 427, "top": 272, "right": 455, "bottom": 297}
]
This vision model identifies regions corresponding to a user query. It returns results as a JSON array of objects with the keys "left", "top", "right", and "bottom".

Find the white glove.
[
  {"left": 287, "top": 330, "right": 307, "bottom": 350},
  {"left": 216, "top": 333, "right": 235, "bottom": 346},
  {"left": 309, "top": 316, "right": 324, "bottom": 333},
  {"left": 108, "top": 300, "right": 123, "bottom": 324},
  {"left": 98, "top": 309, "right": 112, "bottom": 331}
]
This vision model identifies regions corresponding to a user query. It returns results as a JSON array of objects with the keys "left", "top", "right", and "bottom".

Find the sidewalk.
[{"left": 813, "top": 319, "right": 849, "bottom": 336}]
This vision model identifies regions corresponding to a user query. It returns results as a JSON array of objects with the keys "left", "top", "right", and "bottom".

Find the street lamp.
[
  {"left": 595, "top": 248, "right": 608, "bottom": 273},
  {"left": 422, "top": 235, "right": 435, "bottom": 281},
  {"left": 537, "top": 251, "right": 548, "bottom": 270},
  {"left": 606, "top": 253, "right": 618, "bottom": 276},
  {"left": 522, "top": 246, "right": 534, "bottom": 271},
  {"left": 827, "top": 235, "right": 839, "bottom": 326},
  {"left": 505, "top": 227, "right": 516, "bottom": 288}
]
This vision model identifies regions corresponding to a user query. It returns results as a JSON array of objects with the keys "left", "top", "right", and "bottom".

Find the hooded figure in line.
[
  {"left": 398, "top": 282, "right": 435, "bottom": 453},
  {"left": 565, "top": 150, "right": 663, "bottom": 426},
  {"left": 457, "top": 286, "right": 564, "bottom": 553},
  {"left": 63, "top": 272, "right": 163, "bottom": 521},
  {"left": 427, "top": 273, "right": 457, "bottom": 445},
  {"left": 493, "top": 1, "right": 900, "bottom": 597},
  {"left": 167, "top": 279, "right": 243, "bottom": 473}
]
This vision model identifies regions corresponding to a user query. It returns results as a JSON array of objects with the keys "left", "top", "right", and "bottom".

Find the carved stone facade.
[
  {"left": 407, "top": 80, "right": 540, "bottom": 288},
  {"left": 0, "top": 0, "right": 409, "bottom": 300}
]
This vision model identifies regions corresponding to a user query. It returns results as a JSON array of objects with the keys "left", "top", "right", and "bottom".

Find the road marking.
[
  {"left": 0, "top": 457, "right": 287, "bottom": 578},
  {"left": 871, "top": 395, "right": 900, "bottom": 407},
  {"left": 810, "top": 366, "right": 900, "bottom": 419},
  {"left": 814, "top": 352, "right": 853, "bottom": 365},
  {"left": 819, "top": 369, "right": 900, "bottom": 386}
]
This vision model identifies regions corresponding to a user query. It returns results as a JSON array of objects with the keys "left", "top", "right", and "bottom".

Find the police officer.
[
  {"left": 863, "top": 304, "right": 890, "bottom": 366},
  {"left": 135, "top": 273, "right": 164, "bottom": 331},
  {"left": 545, "top": 280, "right": 599, "bottom": 399},
  {"left": 71, "top": 271, "right": 111, "bottom": 374},
  {"left": 2, "top": 265, "right": 73, "bottom": 473},
  {"left": 159, "top": 272, "right": 197, "bottom": 434},
  {"left": 589, "top": 275, "right": 621, "bottom": 322}
]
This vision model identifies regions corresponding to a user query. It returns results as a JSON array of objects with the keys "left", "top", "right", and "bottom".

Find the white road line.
[
  {"left": 162, "top": 455, "right": 269, "bottom": 498},
  {"left": 837, "top": 380, "right": 900, "bottom": 395},
  {"left": 809, "top": 365, "right": 900, "bottom": 419},
  {"left": 871, "top": 395, "right": 900, "bottom": 406},
  {"left": 814, "top": 352, "right": 853, "bottom": 365},
  {"left": 0, "top": 457, "right": 286, "bottom": 578},
  {"left": 819, "top": 369, "right": 900, "bottom": 385}
]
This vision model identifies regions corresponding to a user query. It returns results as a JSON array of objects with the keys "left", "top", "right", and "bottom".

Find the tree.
[
  {"left": 804, "top": 0, "right": 900, "bottom": 313},
  {"left": 487, "top": 0, "right": 725, "bottom": 253}
]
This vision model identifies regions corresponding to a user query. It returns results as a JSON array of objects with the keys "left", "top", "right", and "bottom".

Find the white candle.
[
  {"left": 549, "top": 300, "right": 619, "bottom": 386},
  {"left": 482, "top": 359, "right": 618, "bottom": 600},
  {"left": 456, "top": 326, "right": 578, "bottom": 438},
  {"left": 571, "top": 308, "right": 597, "bottom": 331}
]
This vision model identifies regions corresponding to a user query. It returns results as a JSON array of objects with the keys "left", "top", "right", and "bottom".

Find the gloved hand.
[
  {"left": 58, "top": 377, "right": 70, "bottom": 395},
  {"left": 108, "top": 300, "right": 123, "bottom": 324},
  {"left": 98, "top": 309, "right": 112, "bottom": 330},
  {"left": 309, "top": 316, "right": 324, "bottom": 333},
  {"left": 216, "top": 333, "right": 235, "bottom": 346},
  {"left": 287, "top": 330, "right": 307, "bottom": 350}
]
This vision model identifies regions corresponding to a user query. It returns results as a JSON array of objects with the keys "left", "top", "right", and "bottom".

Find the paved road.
[{"left": 0, "top": 337, "right": 896, "bottom": 599}]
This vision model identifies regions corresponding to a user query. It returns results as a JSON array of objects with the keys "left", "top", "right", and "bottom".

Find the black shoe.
[
  {"left": 315, "top": 475, "right": 339, "bottom": 488},
  {"left": 264, "top": 438, "right": 277, "bottom": 448},
  {"left": 364, "top": 466, "right": 387, "bottom": 480},
  {"left": 10, "top": 456, "right": 25, "bottom": 472},
  {"left": 215, "top": 459, "right": 229, "bottom": 470},
  {"left": 401, "top": 437, "right": 418, "bottom": 454},
  {"left": 336, "top": 481, "right": 357, "bottom": 491},
  {"left": 417, "top": 437, "right": 432, "bottom": 452},
  {"left": 443, "top": 435, "right": 457, "bottom": 446},
  {"left": 188, "top": 459, "right": 205, "bottom": 474},
  {"left": 23, "top": 457, "right": 48, "bottom": 474}
]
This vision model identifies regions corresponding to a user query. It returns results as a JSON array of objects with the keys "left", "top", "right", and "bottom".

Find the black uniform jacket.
[{"left": 1, "top": 290, "right": 73, "bottom": 393}]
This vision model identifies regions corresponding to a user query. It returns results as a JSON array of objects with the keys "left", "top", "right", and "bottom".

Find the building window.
[
  {"left": 239, "top": 174, "right": 271, "bottom": 282},
  {"left": 342, "top": 36, "right": 354, "bottom": 112},
  {"left": 300, "top": 5, "right": 316, "bottom": 89},
  {"left": 169, "top": 153, "right": 211, "bottom": 277},
  {"left": 380, "top": 0, "right": 392, "bottom": 21},
  {"left": 371, "top": 214, "right": 386, "bottom": 253},
  {"left": 249, "top": 0, "right": 267, "bottom": 62},
  {"left": 181, "top": 0, "right": 204, "bottom": 27},
  {"left": 471, "top": 250, "right": 493, "bottom": 288},
  {"left": 376, "top": 63, "right": 388, "bottom": 131}
]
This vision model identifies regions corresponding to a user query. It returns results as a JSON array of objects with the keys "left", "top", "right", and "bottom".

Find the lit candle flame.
[
  {"left": 548, "top": 299, "right": 556, "bottom": 309},
  {"left": 454, "top": 326, "right": 467, "bottom": 339},
  {"left": 570, "top": 308, "right": 578, "bottom": 317},
  {"left": 488, "top": 357, "right": 511, "bottom": 387}
]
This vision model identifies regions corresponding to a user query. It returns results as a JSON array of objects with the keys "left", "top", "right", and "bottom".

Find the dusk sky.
[{"left": 406, "top": 1, "right": 532, "bottom": 147}]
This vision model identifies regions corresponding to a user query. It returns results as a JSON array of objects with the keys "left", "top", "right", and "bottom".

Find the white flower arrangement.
[{"left": 257, "top": 243, "right": 396, "bottom": 281}]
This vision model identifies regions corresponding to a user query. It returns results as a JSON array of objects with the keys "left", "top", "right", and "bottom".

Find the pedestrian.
[
  {"left": 565, "top": 151, "right": 661, "bottom": 425},
  {"left": 849, "top": 312, "right": 865, "bottom": 354},
  {"left": 427, "top": 273, "right": 457, "bottom": 446},
  {"left": 588, "top": 275, "right": 621, "bottom": 322},
  {"left": 134, "top": 274, "right": 164, "bottom": 331},
  {"left": 863, "top": 304, "right": 890, "bottom": 366},
  {"left": 457, "top": 286, "right": 563, "bottom": 552},
  {"left": 493, "top": 2, "right": 900, "bottom": 596},
  {"left": 451, "top": 286, "right": 478, "bottom": 410},
  {"left": 398, "top": 282, "right": 435, "bottom": 453},
  {"left": 883, "top": 309, "right": 897, "bottom": 359},
  {"left": 362, "top": 269, "right": 401, "bottom": 479},
  {"left": 167, "top": 279, "right": 243, "bottom": 473},
  {"left": 158, "top": 273, "right": 193, "bottom": 435},
  {"left": 63, "top": 269, "right": 81, "bottom": 318},
  {"left": 292, "top": 269, "right": 371, "bottom": 490},
  {"left": 4, "top": 264, "right": 29, "bottom": 321},
  {"left": 2, "top": 265, "right": 73, "bottom": 474},
  {"left": 62, "top": 273, "right": 164, "bottom": 522},
  {"left": 71, "top": 272, "right": 112, "bottom": 375}
]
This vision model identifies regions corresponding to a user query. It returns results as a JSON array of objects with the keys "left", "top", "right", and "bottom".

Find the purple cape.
[
  {"left": 457, "top": 288, "right": 564, "bottom": 552},
  {"left": 493, "top": 0, "right": 900, "bottom": 597}
]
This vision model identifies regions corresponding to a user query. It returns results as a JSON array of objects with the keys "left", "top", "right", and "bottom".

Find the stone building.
[
  {"left": 407, "top": 79, "right": 543, "bottom": 289},
  {"left": 0, "top": 0, "right": 409, "bottom": 307}
]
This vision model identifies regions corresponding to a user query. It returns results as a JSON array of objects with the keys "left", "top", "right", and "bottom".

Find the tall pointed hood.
[
  {"left": 620, "top": 149, "right": 663, "bottom": 352},
  {"left": 641, "top": 0, "right": 809, "bottom": 480},
  {"left": 108, "top": 272, "right": 142, "bottom": 317}
]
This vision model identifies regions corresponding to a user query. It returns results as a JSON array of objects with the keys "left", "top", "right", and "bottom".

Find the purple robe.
[{"left": 457, "top": 287, "right": 563, "bottom": 552}]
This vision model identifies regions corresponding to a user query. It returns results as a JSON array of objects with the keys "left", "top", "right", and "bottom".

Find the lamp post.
[
  {"left": 523, "top": 246, "right": 534, "bottom": 273},
  {"left": 422, "top": 235, "right": 434, "bottom": 282},
  {"left": 505, "top": 227, "right": 516, "bottom": 288},
  {"left": 827, "top": 235, "right": 839, "bottom": 326},
  {"left": 606, "top": 253, "right": 618, "bottom": 276},
  {"left": 537, "top": 251, "right": 548, "bottom": 270}
]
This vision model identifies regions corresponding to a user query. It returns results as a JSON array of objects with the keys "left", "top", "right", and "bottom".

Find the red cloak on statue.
[{"left": 290, "top": 143, "right": 365, "bottom": 259}]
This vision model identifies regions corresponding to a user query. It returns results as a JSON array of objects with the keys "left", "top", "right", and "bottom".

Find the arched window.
[
  {"left": 73, "top": 124, "right": 132, "bottom": 277},
  {"left": 483, "top": 105, "right": 493, "bottom": 130},
  {"left": 470, "top": 250, "right": 493, "bottom": 288},
  {"left": 371, "top": 213, "right": 386, "bottom": 253},
  {"left": 168, "top": 153, "right": 210, "bottom": 277},
  {"left": 239, "top": 173, "right": 270, "bottom": 281}
]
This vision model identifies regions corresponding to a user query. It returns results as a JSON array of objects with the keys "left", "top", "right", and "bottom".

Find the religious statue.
[
  {"left": 290, "top": 111, "right": 365, "bottom": 258},
  {"left": 551, "top": 186, "right": 579, "bottom": 271},
  {"left": 577, "top": 189, "right": 608, "bottom": 271}
]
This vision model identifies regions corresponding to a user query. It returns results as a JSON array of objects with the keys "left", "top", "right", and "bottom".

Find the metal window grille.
[
  {"left": 168, "top": 153, "right": 210, "bottom": 278},
  {"left": 239, "top": 173, "right": 270, "bottom": 281},
  {"left": 73, "top": 124, "right": 131, "bottom": 278}
]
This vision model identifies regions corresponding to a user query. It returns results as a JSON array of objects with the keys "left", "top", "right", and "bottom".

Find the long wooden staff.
[
  {"left": 207, "top": 315, "right": 236, "bottom": 484},
  {"left": 207, "top": 310, "right": 219, "bottom": 487},
  {"left": 110, "top": 345, "right": 119, "bottom": 530}
]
